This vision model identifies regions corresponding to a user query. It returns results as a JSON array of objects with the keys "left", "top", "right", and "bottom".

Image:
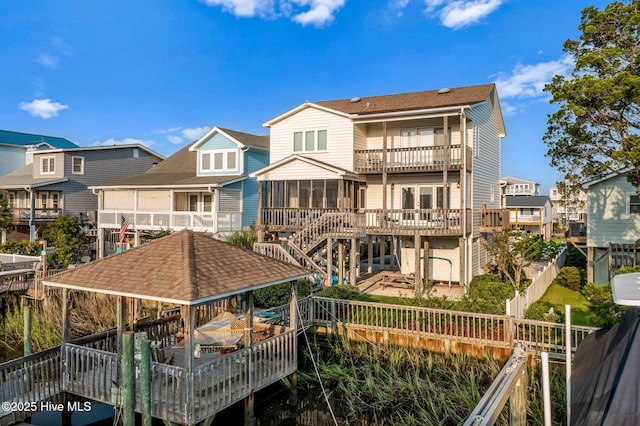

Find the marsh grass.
[
  {"left": 1, "top": 290, "right": 118, "bottom": 353},
  {"left": 300, "top": 336, "right": 567, "bottom": 425}
]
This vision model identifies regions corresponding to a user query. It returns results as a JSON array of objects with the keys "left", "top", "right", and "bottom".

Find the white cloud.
[
  {"left": 424, "top": 0, "right": 503, "bottom": 29},
  {"left": 163, "top": 126, "right": 211, "bottom": 144},
  {"left": 93, "top": 137, "right": 156, "bottom": 149},
  {"left": 495, "top": 55, "right": 573, "bottom": 100},
  {"left": 19, "top": 99, "right": 69, "bottom": 119},
  {"left": 200, "top": 0, "right": 344, "bottom": 26},
  {"left": 35, "top": 53, "right": 59, "bottom": 69}
]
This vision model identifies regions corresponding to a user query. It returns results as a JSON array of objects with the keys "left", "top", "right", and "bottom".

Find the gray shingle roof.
[
  {"left": 43, "top": 230, "right": 310, "bottom": 305},
  {"left": 505, "top": 195, "right": 550, "bottom": 207}
]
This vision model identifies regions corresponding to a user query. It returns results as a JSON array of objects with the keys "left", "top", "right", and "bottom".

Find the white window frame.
[
  {"left": 41, "top": 156, "right": 55, "bottom": 175},
  {"left": 72, "top": 156, "right": 84, "bottom": 175},
  {"left": 133, "top": 148, "right": 139, "bottom": 158},
  {"left": 293, "top": 129, "right": 328, "bottom": 153},
  {"left": 200, "top": 149, "right": 239, "bottom": 173},
  {"left": 627, "top": 192, "right": 640, "bottom": 214}
]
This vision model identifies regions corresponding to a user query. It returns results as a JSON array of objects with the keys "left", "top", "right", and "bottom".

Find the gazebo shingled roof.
[{"left": 43, "top": 230, "right": 310, "bottom": 305}]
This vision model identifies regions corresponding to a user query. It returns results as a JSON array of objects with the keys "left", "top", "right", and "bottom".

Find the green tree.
[
  {"left": 0, "top": 193, "right": 12, "bottom": 237},
  {"left": 43, "top": 215, "right": 88, "bottom": 267},
  {"left": 544, "top": 1, "right": 640, "bottom": 192},
  {"left": 483, "top": 231, "right": 541, "bottom": 292}
]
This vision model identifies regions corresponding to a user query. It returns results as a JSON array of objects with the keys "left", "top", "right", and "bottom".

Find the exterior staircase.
[{"left": 255, "top": 212, "right": 366, "bottom": 286}]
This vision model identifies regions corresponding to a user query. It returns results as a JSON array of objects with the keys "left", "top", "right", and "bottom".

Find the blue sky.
[{"left": 0, "top": 0, "right": 612, "bottom": 193}]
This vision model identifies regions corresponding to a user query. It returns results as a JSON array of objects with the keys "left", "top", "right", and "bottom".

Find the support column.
[
  {"left": 182, "top": 304, "right": 196, "bottom": 425},
  {"left": 510, "top": 366, "right": 528, "bottom": 426},
  {"left": 459, "top": 237, "right": 466, "bottom": 290},
  {"left": 414, "top": 234, "right": 422, "bottom": 294},
  {"left": 379, "top": 238, "right": 386, "bottom": 271},
  {"left": 367, "top": 236, "right": 373, "bottom": 274},
  {"left": 245, "top": 291, "right": 256, "bottom": 426},
  {"left": 141, "top": 339, "right": 152, "bottom": 426},
  {"left": 116, "top": 296, "right": 127, "bottom": 357},
  {"left": 423, "top": 239, "right": 430, "bottom": 290},
  {"left": 327, "top": 237, "right": 333, "bottom": 286},
  {"left": 587, "top": 247, "right": 594, "bottom": 284},
  {"left": 122, "top": 331, "right": 135, "bottom": 426},
  {"left": 61, "top": 289, "right": 72, "bottom": 426},
  {"left": 350, "top": 238, "right": 357, "bottom": 285},
  {"left": 390, "top": 236, "right": 396, "bottom": 269},
  {"left": 23, "top": 297, "right": 32, "bottom": 356},
  {"left": 338, "top": 241, "right": 344, "bottom": 285}
]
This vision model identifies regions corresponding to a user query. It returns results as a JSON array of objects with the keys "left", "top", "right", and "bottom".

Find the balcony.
[
  {"left": 98, "top": 210, "right": 242, "bottom": 233},
  {"left": 12, "top": 208, "right": 62, "bottom": 224},
  {"left": 260, "top": 208, "right": 470, "bottom": 236},
  {"left": 479, "top": 209, "right": 510, "bottom": 233},
  {"left": 354, "top": 145, "right": 472, "bottom": 174}
]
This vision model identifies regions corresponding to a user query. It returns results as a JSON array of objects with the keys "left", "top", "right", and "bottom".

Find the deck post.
[
  {"left": 327, "top": 237, "right": 333, "bottom": 285},
  {"left": 182, "top": 304, "right": 196, "bottom": 425},
  {"left": 414, "top": 234, "right": 422, "bottom": 294},
  {"left": 423, "top": 239, "right": 430, "bottom": 293},
  {"left": 23, "top": 297, "right": 32, "bottom": 356},
  {"left": 244, "top": 394, "right": 255, "bottom": 426},
  {"left": 350, "top": 238, "right": 357, "bottom": 285},
  {"left": 379, "top": 237, "right": 386, "bottom": 271},
  {"left": 367, "top": 236, "right": 373, "bottom": 274},
  {"left": 245, "top": 293, "right": 257, "bottom": 426},
  {"left": 141, "top": 338, "right": 152, "bottom": 426},
  {"left": 338, "top": 241, "right": 344, "bottom": 285},
  {"left": 289, "top": 283, "right": 298, "bottom": 405},
  {"left": 122, "top": 331, "right": 135, "bottom": 426},
  {"left": 509, "top": 364, "right": 527, "bottom": 426},
  {"left": 116, "top": 296, "right": 127, "bottom": 357}
]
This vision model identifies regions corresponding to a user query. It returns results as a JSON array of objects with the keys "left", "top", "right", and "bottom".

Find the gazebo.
[{"left": 44, "top": 230, "right": 311, "bottom": 425}]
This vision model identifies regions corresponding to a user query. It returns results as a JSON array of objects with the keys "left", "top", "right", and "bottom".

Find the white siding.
[
  {"left": 587, "top": 174, "right": 640, "bottom": 247},
  {"left": 269, "top": 106, "right": 354, "bottom": 170},
  {"left": 365, "top": 175, "right": 462, "bottom": 210},
  {"left": 260, "top": 159, "right": 342, "bottom": 181}
]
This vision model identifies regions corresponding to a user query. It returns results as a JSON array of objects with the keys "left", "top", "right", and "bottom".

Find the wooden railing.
[
  {"left": 98, "top": 210, "right": 242, "bottom": 233},
  {"left": 11, "top": 208, "right": 62, "bottom": 223},
  {"left": 291, "top": 212, "right": 366, "bottom": 255},
  {"left": 479, "top": 208, "right": 509, "bottom": 232},
  {"left": 311, "top": 297, "right": 597, "bottom": 356},
  {"left": 354, "top": 145, "right": 473, "bottom": 174},
  {"left": 261, "top": 208, "right": 344, "bottom": 232},
  {"left": 364, "top": 209, "right": 470, "bottom": 235}
]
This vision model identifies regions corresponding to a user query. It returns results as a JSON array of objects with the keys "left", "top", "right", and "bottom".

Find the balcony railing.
[
  {"left": 98, "top": 210, "right": 242, "bottom": 233},
  {"left": 509, "top": 214, "right": 542, "bottom": 223},
  {"left": 479, "top": 209, "right": 509, "bottom": 232},
  {"left": 354, "top": 145, "right": 472, "bottom": 174},
  {"left": 261, "top": 208, "right": 471, "bottom": 236},
  {"left": 11, "top": 208, "right": 62, "bottom": 223}
]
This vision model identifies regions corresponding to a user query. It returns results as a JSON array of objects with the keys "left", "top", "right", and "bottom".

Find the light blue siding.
[
  {"left": 0, "top": 146, "right": 26, "bottom": 175},
  {"left": 197, "top": 133, "right": 242, "bottom": 177},
  {"left": 200, "top": 133, "right": 239, "bottom": 150},
  {"left": 243, "top": 151, "right": 268, "bottom": 229}
]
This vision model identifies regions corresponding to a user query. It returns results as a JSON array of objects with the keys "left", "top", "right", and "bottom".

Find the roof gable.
[
  {"left": 189, "top": 126, "right": 269, "bottom": 151},
  {"left": 43, "top": 230, "right": 310, "bottom": 305},
  {"left": 251, "top": 154, "right": 359, "bottom": 180}
]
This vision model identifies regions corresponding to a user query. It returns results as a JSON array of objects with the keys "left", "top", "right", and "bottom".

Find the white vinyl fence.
[{"left": 507, "top": 247, "right": 567, "bottom": 319}]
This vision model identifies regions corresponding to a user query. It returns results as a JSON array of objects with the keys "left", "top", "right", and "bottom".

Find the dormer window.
[
  {"left": 41, "top": 156, "right": 55, "bottom": 174},
  {"left": 200, "top": 149, "right": 238, "bottom": 173}
]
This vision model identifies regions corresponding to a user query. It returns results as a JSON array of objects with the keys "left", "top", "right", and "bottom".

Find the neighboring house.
[
  {"left": 549, "top": 182, "right": 587, "bottom": 230},
  {"left": 580, "top": 172, "right": 640, "bottom": 284},
  {"left": 92, "top": 127, "right": 269, "bottom": 257},
  {"left": 500, "top": 176, "right": 540, "bottom": 198},
  {"left": 252, "top": 84, "right": 506, "bottom": 289},
  {"left": 0, "top": 145, "right": 164, "bottom": 244},
  {"left": 0, "top": 130, "right": 78, "bottom": 176},
  {"left": 504, "top": 195, "right": 552, "bottom": 239}
]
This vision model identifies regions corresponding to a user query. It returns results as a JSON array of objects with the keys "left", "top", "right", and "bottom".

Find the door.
[{"left": 418, "top": 186, "right": 433, "bottom": 221}]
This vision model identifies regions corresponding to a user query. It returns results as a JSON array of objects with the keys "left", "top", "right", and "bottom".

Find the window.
[
  {"left": 133, "top": 149, "right": 139, "bottom": 158},
  {"left": 202, "top": 153, "right": 211, "bottom": 170},
  {"left": 200, "top": 149, "right": 238, "bottom": 172},
  {"left": 293, "top": 130, "right": 327, "bottom": 152},
  {"left": 629, "top": 194, "right": 640, "bottom": 214},
  {"left": 41, "top": 157, "right": 55, "bottom": 174},
  {"left": 72, "top": 156, "right": 84, "bottom": 174},
  {"left": 203, "top": 194, "right": 212, "bottom": 212}
]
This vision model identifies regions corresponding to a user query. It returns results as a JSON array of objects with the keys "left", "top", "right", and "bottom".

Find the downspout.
[
  {"left": 91, "top": 188, "right": 103, "bottom": 258},
  {"left": 208, "top": 185, "right": 218, "bottom": 234},
  {"left": 25, "top": 187, "right": 35, "bottom": 242}
]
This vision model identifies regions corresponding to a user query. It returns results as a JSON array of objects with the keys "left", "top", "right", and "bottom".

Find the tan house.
[{"left": 252, "top": 84, "right": 506, "bottom": 291}]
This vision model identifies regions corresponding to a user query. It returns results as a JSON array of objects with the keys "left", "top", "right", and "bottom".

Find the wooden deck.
[{"left": 0, "top": 296, "right": 597, "bottom": 425}]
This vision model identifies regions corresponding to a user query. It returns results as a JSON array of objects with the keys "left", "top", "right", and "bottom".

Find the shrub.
[
  {"left": 537, "top": 239, "right": 562, "bottom": 261},
  {"left": 469, "top": 274, "right": 514, "bottom": 300},
  {"left": 254, "top": 279, "right": 311, "bottom": 308},
  {"left": 555, "top": 266, "right": 582, "bottom": 291},
  {"left": 614, "top": 266, "right": 640, "bottom": 275},
  {"left": 525, "top": 301, "right": 561, "bottom": 322},
  {"left": 225, "top": 231, "right": 256, "bottom": 250},
  {"left": 580, "top": 282, "right": 627, "bottom": 327},
  {"left": 565, "top": 244, "right": 587, "bottom": 269},
  {"left": 315, "top": 284, "right": 360, "bottom": 300}
]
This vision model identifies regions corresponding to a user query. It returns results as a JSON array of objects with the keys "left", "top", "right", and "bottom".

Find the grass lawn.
[{"left": 539, "top": 282, "right": 594, "bottom": 326}]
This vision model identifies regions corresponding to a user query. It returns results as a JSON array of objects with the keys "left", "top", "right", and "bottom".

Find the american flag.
[{"left": 119, "top": 216, "right": 130, "bottom": 243}]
